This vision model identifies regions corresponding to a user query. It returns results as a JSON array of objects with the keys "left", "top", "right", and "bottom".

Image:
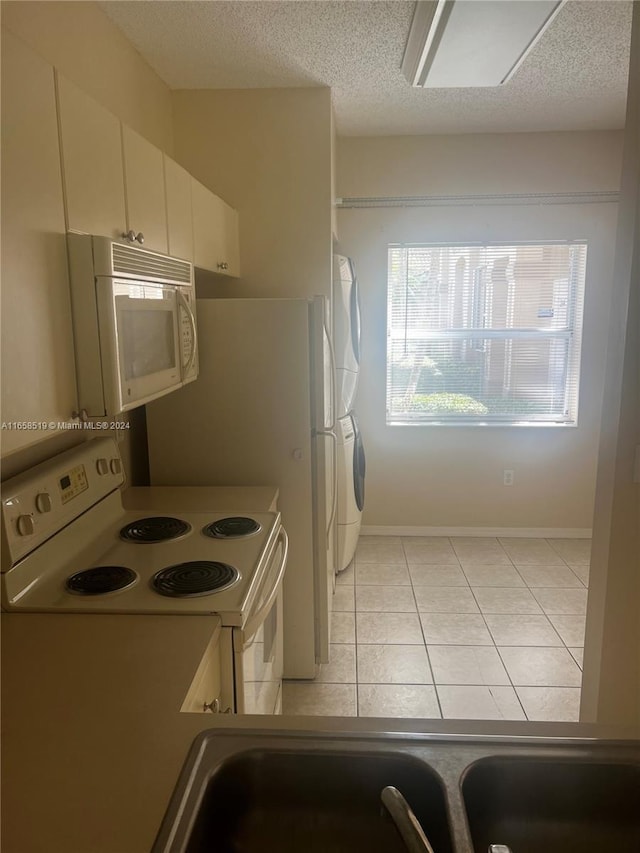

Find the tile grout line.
[
  {"left": 410, "top": 548, "right": 442, "bottom": 716},
  {"left": 410, "top": 537, "right": 444, "bottom": 720},
  {"left": 463, "top": 585, "right": 525, "bottom": 716},
  {"left": 352, "top": 552, "right": 359, "bottom": 718},
  {"left": 545, "top": 538, "right": 590, "bottom": 588},
  {"left": 455, "top": 541, "right": 528, "bottom": 720},
  {"left": 492, "top": 643, "right": 530, "bottom": 720},
  {"left": 353, "top": 557, "right": 359, "bottom": 718},
  {"left": 347, "top": 535, "right": 589, "bottom": 721},
  {"left": 402, "top": 537, "right": 443, "bottom": 718},
  {"left": 464, "top": 576, "right": 531, "bottom": 720}
]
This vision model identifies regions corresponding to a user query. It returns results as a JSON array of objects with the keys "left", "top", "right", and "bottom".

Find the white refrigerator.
[{"left": 145, "top": 297, "right": 336, "bottom": 679}]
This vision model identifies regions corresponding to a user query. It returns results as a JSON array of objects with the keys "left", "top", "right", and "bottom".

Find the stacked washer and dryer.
[{"left": 333, "top": 255, "right": 366, "bottom": 573}]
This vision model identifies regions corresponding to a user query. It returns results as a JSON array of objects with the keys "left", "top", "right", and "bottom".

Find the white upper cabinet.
[
  {"left": 56, "top": 72, "right": 238, "bottom": 272},
  {"left": 164, "top": 155, "right": 194, "bottom": 262},
  {"left": 192, "top": 178, "right": 240, "bottom": 277},
  {"left": 122, "top": 125, "right": 168, "bottom": 254},
  {"left": 56, "top": 73, "right": 126, "bottom": 240},
  {"left": 1, "top": 31, "right": 77, "bottom": 455}
]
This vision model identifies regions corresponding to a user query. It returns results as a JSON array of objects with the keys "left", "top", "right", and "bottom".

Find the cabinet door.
[
  {"left": 192, "top": 178, "right": 240, "bottom": 277},
  {"left": 1, "top": 30, "right": 77, "bottom": 456},
  {"left": 164, "top": 155, "right": 193, "bottom": 262},
  {"left": 180, "top": 624, "right": 234, "bottom": 715},
  {"left": 56, "top": 73, "right": 126, "bottom": 240},
  {"left": 219, "top": 200, "right": 240, "bottom": 277},
  {"left": 122, "top": 125, "right": 168, "bottom": 254}
]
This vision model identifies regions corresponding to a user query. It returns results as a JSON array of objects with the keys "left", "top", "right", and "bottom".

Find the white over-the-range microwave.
[{"left": 67, "top": 235, "right": 198, "bottom": 417}]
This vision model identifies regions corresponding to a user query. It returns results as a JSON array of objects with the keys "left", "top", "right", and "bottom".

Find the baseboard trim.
[{"left": 360, "top": 526, "right": 592, "bottom": 539}]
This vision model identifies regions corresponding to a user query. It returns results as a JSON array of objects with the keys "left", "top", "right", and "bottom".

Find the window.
[{"left": 386, "top": 241, "right": 587, "bottom": 425}]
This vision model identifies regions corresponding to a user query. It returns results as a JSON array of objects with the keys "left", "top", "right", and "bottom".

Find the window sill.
[{"left": 386, "top": 419, "right": 578, "bottom": 428}]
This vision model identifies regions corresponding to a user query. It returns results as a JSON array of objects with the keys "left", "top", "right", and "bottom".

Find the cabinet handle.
[
  {"left": 217, "top": 261, "right": 229, "bottom": 271},
  {"left": 203, "top": 698, "right": 220, "bottom": 713},
  {"left": 121, "top": 231, "right": 145, "bottom": 244}
]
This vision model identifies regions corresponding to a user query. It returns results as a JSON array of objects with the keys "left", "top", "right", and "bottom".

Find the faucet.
[{"left": 380, "top": 786, "right": 436, "bottom": 853}]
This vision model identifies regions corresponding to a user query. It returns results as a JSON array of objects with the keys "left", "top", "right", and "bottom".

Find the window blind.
[{"left": 386, "top": 242, "right": 587, "bottom": 425}]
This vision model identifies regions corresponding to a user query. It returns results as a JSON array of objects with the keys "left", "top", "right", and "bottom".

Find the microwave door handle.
[
  {"left": 176, "top": 290, "right": 197, "bottom": 376},
  {"left": 243, "top": 529, "right": 288, "bottom": 641}
]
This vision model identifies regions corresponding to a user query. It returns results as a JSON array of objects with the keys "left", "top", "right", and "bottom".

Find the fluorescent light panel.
[{"left": 402, "top": 0, "right": 566, "bottom": 88}]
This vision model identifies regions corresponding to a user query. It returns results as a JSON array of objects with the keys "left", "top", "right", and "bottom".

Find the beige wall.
[
  {"left": 338, "top": 131, "right": 624, "bottom": 199},
  {"left": 172, "top": 88, "right": 333, "bottom": 299},
  {"left": 1, "top": 1, "right": 173, "bottom": 153},
  {"left": 331, "top": 105, "right": 338, "bottom": 240},
  {"left": 337, "top": 131, "right": 623, "bottom": 530},
  {"left": 1, "top": 3, "right": 172, "bottom": 481},
  {"left": 582, "top": 4, "right": 640, "bottom": 727}
]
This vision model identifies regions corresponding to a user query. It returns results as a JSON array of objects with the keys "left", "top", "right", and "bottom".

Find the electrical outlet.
[{"left": 503, "top": 469, "right": 514, "bottom": 486}]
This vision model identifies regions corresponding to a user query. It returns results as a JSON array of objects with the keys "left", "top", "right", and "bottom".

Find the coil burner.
[
  {"left": 151, "top": 561, "right": 240, "bottom": 597},
  {"left": 203, "top": 516, "right": 261, "bottom": 539},
  {"left": 66, "top": 566, "right": 138, "bottom": 596},
  {"left": 120, "top": 516, "right": 191, "bottom": 543}
]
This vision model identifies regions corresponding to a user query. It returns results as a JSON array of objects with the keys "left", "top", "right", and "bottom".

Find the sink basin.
[
  {"left": 153, "top": 729, "right": 640, "bottom": 853},
  {"left": 183, "top": 749, "right": 453, "bottom": 853},
  {"left": 462, "top": 757, "right": 640, "bottom": 853}
]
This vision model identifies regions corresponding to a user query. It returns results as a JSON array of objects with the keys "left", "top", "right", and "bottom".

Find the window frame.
[{"left": 385, "top": 240, "right": 587, "bottom": 428}]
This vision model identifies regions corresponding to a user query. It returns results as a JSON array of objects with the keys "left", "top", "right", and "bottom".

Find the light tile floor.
[{"left": 282, "top": 535, "right": 590, "bottom": 722}]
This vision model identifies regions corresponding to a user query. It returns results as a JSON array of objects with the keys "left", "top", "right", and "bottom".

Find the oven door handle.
[{"left": 243, "top": 528, "right": 288, "bottom": 641}]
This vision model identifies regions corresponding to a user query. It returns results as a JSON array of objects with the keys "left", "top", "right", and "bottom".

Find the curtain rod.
[{"left": 335, "top": 191, "right": 620, "bottom": 209}]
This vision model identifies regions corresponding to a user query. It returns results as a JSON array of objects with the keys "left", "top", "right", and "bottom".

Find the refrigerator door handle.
[
  {"left": 317, "top": 428, "right": 338, "bottom": 545},
  {"left": 323, "top": 318, "right": 337, "bottom": 432}
]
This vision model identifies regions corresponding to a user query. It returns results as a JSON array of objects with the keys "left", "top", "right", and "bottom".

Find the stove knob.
[
  {"left": 35, "top": 493, "right": 52, "bottom": 514},
  {"left": 17, "top": 514, "right": 34, "bottom": 536},
  {"left": 110, "top": 458, "right": 122, "bottom": 475},
  {"left": 96, "top": 458, "right": 109, "bottom": 476}
]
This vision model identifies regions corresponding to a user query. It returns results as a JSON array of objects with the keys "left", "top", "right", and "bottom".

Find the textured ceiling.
[{"left": 99, "top": 0, "right": 633, "bottom": 136}]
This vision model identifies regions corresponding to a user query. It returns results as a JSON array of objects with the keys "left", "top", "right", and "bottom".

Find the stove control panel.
[
  {"left": 59, "top": 464, "right": 89, "bottom": 505},
  {"left": 1, "top": 437, "right": 125, "bottom": 567}
]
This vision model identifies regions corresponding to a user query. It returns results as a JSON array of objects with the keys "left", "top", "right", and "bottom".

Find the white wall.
[
  {"left": 172, "top": 87, "right": 334, "bottom": 300},
  {"left": 1, "top": 3, "right": 173, "bottom": 479},
  {"left": 338, "top": 131, "right": 623, "bottom": 199},
  {"left": 582, "top": 5, "right": 640, "bottom": 727},
  {"left": 337, "top": 131, "right": 623, "bottom": 531},
  {"left": 1, "top": 1, "right": 173, "bottom": 153}
]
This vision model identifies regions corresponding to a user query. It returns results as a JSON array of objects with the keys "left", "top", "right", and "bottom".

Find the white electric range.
[{"left": 1, "top": 437, "right": 287, "bottom": 714}]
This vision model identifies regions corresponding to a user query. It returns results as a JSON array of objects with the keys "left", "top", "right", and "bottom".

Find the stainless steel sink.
[
  {"left": 152, "top": 729, "right": 640, "bottom": 853},
  {"left": 462, "top": 757, "right": 640, "bottom": 853},
  {"left": 180, "top": 749, "right": 452, "bottom": 853}
]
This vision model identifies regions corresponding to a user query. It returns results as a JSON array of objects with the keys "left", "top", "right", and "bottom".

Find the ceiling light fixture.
[{"left": 402, "top": 0, "right": 566, "bottom": 88}]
